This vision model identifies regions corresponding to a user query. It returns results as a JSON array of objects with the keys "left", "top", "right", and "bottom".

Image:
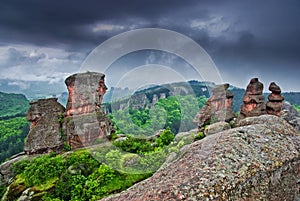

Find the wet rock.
[
  {"left": 266, "top": 82, "right": 284, "bottom": 116},
  {"left": 238, "top": 78, "right": 266, "bottom": 121},
  {"left": 24, "top": 98, "right": 66, "bottom": 154},
  {"left": 193, "top": 84, "right": 235, "bottom": 128}
]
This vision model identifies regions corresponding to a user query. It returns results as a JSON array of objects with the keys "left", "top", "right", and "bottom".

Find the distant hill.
[
  {"left": 105, "top": 81, "right": 300, "bottom": 113},
  {"left": 0, "top": 92, "right": 29, "bottom": 119},
  {"left": 0, "top": 91, "right": 30, "bottom": 163}
]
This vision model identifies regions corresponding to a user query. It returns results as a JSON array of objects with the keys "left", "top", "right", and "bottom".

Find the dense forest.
[
  {"left": 108, "top": 95, "right": 207, "bottom": 135},
  {"left": 0, "top": 92, "right": 29, "bottom": 120},
  {"left": 0, "top": 92, "right": 30, "bottom": 163}
]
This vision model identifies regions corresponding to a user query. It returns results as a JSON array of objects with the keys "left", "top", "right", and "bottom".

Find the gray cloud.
[{"left": 0, "top": 0, "right": 299, "bottom": 91}]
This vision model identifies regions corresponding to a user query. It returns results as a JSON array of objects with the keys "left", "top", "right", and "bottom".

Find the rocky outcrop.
[
  {"left": 204, "top": 121, "right": 231, "bottom": 136},
  {"left": 101, "top": 115, "right": 300, "bottom": 201},
  {"left": 64, "top": 72, "right": 114, "bottom": 148},
  {"left": 65, "top": 72, "right": 107, "bottom": 116},
  {"left": 193, "top": 83, "right": 235, "bottom": 128},
  {"left": 0, "top": 155, "right": 28, "bottom": 184},
  {"left": 24, "top": 98, "right": 65, "bottom": 154},
  {"left": 282, "top": 101, "right": 300, "bottom": 132},
  {"left": 266, "top": 82, "right": 284, "bottom": 116},
  {"left": 237, "top": 78, "right": 266, "bottom": 121}
]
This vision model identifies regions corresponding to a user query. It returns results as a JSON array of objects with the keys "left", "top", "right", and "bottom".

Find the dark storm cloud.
[
  {"left": 0, "top": 0, "right": 206, "bottom": 49},
  {"left": 0, "top": 0, "right": 299, "bottom": 90}
]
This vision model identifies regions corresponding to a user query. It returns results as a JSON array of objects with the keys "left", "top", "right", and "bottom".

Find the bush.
[
  {"left": 113, "top": 136, "right": 154, "bottom": 153},
  {"left": 22, "top": 155, "right": 66, "bottom": 187},
  {"left": 155, "top": 128, "right": 175, "bottom": 147},
  {"left": 194, "top": 132, "right": 205, "bottom": 141}
]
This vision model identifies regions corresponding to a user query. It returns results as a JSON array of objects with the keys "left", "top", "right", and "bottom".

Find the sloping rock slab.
[{"left": 101, "top": 115, "right": 300, "bottom": 201}]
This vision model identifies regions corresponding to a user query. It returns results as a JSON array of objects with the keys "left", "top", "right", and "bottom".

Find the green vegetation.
[
  {"left": 293, "top": 104, "right": 300, "bottom": 113},
  {"left": 0, "top": 92, "right": 29, "bottom": 119},
  {"left": 0, "top": 117, "right": 29, "bottom": 163},
  {"left": 0, "top": 92, "right": 30, "bottom": 163},
  {"left": 8, "top": 149, "right": 155, "bottom": 201},
  {"left": 109, "top": 95, "right": 207, "bottom": 135},
  {"left": 4, "top": 126, "right": 197, "bottom": 200}
]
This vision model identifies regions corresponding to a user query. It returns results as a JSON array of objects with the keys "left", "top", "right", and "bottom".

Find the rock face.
[
  {"left": 65, "top": 72, "right": 107, "bottom": 116},
  {"left": 101, "top": 115, "right": 300, "bottom": 201},
  {"left": 282, "top": 101, "right": 300, "bottom": 132},
  {"left": 24, "top": 98, "right": 66, "bottom": 154},
  {"left": 238, "top": 78, "right": 266, "bottom": 121},
  {"left": 193, "top": 84, "right": 235, "bottom": 128},
  {"left": 266, "top": 82, "right": 284, "bottom": 116},
  {"left": 64, "top": 72, "right": 113, "bottom": 148},
  {"left": 204, "top": 121, "right": 231, "bottom": 136}
]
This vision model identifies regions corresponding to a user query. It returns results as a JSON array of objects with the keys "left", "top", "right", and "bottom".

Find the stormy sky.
[{"left": 0, "top": 0, "right": 299, "bottom": 92}]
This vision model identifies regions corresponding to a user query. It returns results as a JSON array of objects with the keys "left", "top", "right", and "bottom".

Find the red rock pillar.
[
  {"left": 238, "top": 78, "right": 266, "bottom": 121},
  {"left": 193, "top": 83, "right": 235, "bottom": 128},
  {"left": 266, "top": 82, "right": 284, "bottom": 116}
]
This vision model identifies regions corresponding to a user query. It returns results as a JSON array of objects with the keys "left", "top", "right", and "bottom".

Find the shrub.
[
  {"left": 194, "top": 132, "right": 205, "bottom": 141},
  {"left": 155, "top": 128, "right": 175, "bottom": 147}
]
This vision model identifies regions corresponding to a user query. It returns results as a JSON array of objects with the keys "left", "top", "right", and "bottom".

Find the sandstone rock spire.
[
  {"left": 64, "top": 72, "right": 113, "bottom": 148},
  {"left": 266, "top": 82, "right": 284, "bottom": 116},
  {"left": 237, "top": 78, "right": 266, "bottom": 121},
  {"left": 193, "top": 83, "right": 235, "bottom": 128}
]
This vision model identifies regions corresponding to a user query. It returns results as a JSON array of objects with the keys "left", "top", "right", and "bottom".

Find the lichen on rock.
[{"left": 101, "top": 115, "right": 300, "bottom": 201}]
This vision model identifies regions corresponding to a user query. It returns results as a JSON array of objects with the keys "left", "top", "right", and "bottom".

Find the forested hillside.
[
  {"left": 0, "top": 92, "right": 29, "bottom": 163},
  {"left": 0, "top": 92, "right": 29, "bottom": 120}
]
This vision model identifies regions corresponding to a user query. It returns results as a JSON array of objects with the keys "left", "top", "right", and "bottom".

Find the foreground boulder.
[
  {"left": 282, "top": 101, "right": 300, "bottom": 132},
  {"left": 24, "top": 98, "right": 65, "bottom": 154},
  {"left": 102, "top": 115, "right": 299, "bottom": 201}
]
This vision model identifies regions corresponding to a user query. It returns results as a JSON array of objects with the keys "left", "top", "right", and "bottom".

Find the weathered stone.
[
  {"left": 204, "top": 121, "right": 231, "bottom": 135},
  {"left": 238, "top": 78, "right": 266, "bottom": 121},
  {"left": 64, "top": 72, "right": 114, "bottom": 148},
  {"left": 65, "top": 72, "right": 107, "bottom": 116},
  {"left": 24, "top": 98, "right": 66, "bottom": 154},
  {"left": 101, "top": 115, "right": 300, "bottom": 201},
  {"left": 266, "top": 82, "right": 284, "bottom": 116},
  {"left": 0, "top": 155, "right": 28, "bottom": 184},
  {"left": 194, "top": 84, "right": 235, "bottom": 128},
  {"left": 281, "top": 101, "right": 300, "bottom": 132}
]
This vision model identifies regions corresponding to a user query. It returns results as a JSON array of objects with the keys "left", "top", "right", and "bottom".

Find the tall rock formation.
[
  {"left": 101, "top": 115, "right": 299, "bottom": 201},
  {"left": 24, "top": 98, "right": 65, "bottom": 154},
  {"left": 65, "top": 72, "right": 107, "bottom": 116},
  {"left": 238, "top": 78, "right": 266, "bottom": 121},
  {"left": 64, "top": 72, "right": 113, "bottom": 148},
  {"left": 193, "top": 83, "right": 235, "bottom": 128},
  {"left": 266, "top": 82, "right": 284, "bottom": 116}
]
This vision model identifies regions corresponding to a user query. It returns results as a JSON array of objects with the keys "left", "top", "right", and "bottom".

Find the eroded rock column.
[
  {"left": 64, "top": 72, "right": 113, "bottom": 149},
  {"left": 266, "top": 82, "right": 284, "bottom": 116},
  {"left": 237, "top": 78, "right": 266, "bottom": 121},
  {"left": 193, "top": 83, "right": 235, "bottom": 128}
]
